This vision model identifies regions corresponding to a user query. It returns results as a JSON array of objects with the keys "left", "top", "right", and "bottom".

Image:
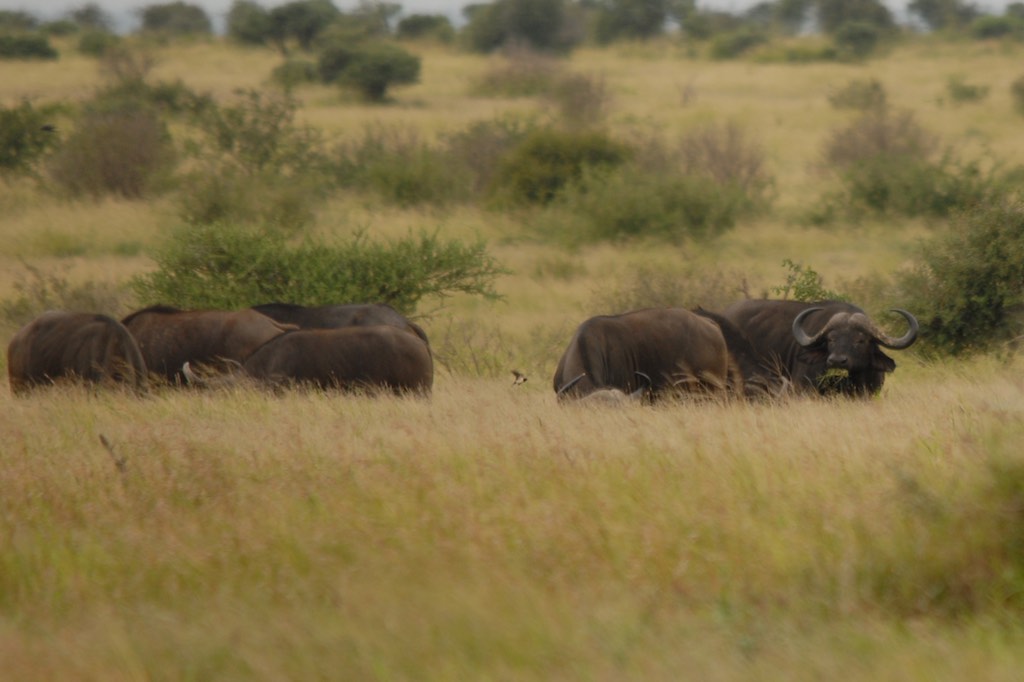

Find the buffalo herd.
[{"left": 6, "top": 298, "right": 919, "bottom": 402}]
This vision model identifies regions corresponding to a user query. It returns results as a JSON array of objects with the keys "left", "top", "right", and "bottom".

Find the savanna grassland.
[{"left": 3, "top": 34, "right": 1024, "bottom": 679}]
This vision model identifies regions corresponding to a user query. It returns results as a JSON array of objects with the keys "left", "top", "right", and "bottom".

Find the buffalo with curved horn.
[{"left": 721, "top": 299, "right": 918, "bottom": 396}]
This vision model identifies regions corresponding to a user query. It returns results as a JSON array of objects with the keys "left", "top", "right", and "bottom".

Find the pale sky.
[{"left": 7, "top": 0, "right": 1021, "bottom": 34}]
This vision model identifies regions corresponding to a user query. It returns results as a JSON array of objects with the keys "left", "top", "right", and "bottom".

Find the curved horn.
[
  {"left": 630, "top": 371, "right": 652, "bottom": 399},
  {"left": 792, "top": 307, "right": 825, "bottom": 347},
  {"left": 556, "top": 373, "right": 586, "bottom": 397},
  {"left": 181, "top": 361, "right": 201, "bottom": 386},
  {"left": 876, "top": 309, "right": 919, "bottom": 350}
]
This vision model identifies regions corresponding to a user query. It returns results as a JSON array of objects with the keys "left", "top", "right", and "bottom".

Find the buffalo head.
[{"left": 792, "top": 307, "right": 918, "bottom": 378}]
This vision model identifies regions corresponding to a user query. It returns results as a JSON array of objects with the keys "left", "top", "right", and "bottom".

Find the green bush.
[
  {"left": 970, "top": 15, "right": 1023, "bottom": 40},
  {"left": 177, "top": 166, "right": 322, "bottom": 232},
  {"left": 77, "top": 29, "right": 121, "bottom": 57},
  {"left": 396, "top": 14, "right": 454, "bottom": 42},
  {"left": 469, "top": 48, "right": 563, "bottom": 97},
  {"left": 132, "top": 222, "right": 505, "bottom": 314},
  {"left": 945, "top": 75, "right": 989, "bottom": 104},
  {"left": 491, "top": 128, "right": 628, "bottom": 205},
  {"left": 827, "top": 78, "right": 887, "bottom": 111},
  {"left": 333, "top": 42, "right": 421, "bottom": 102},
  {"left": 0, "top": 33, "right": 58, "bottom": 60},
  {"left": 1011, "top": 74, "right": 1024, "bottom": 116},
  {"left": 833, "top": 21, "right": 881, "bottom": 60},
  {"left": 48, "top": 102, "right": 175, "bottom": 199},
  {"left": 544, "top": 72, "right": 610, "bottom": 127},
  {"left": 553, "top": 165, "right": 748, "bottom": 242},
  {"left": 139, "top": 1, "right": 212, "bottom": 35},
  {"left": 1, "top": 264, "right": 130, "bottom": 328},
  {"left": 708, "top": 28, "right": 766, "bottom": 59},
  {"left": 227, "top": 0, "right": 272, "bottom": 45},
  {"left": 442, "top": 116, "right": 537, "bottom": 197},
  {"left": 769, "top": 259, "right": 847, "bottom": 302},
  {"left": 269, "top": 58, "right": 318, "bottom": 91},
  {"left": 0, "top": 100, "right": 60, "bottom": 178},
  {"left": 899, "top": 200, "right": 1024, "bottom": 355}
]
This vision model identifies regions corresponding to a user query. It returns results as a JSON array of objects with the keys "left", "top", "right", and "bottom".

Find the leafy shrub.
[
  {"left": 0, "top": 33, "right": 58, "bottom": 60},
  {"left": 317, "top": 39, "right": 420, "bottom": 102},
  {"left": 189, "top": 89, "right": 325, "bottom": 175},
  {"left": 77, "top": 29, "right": 121, "bottom": 57},
  {"left": 1011, "top": 74, "right": 1024, "bottom": 116},
  {"left": 330, "top": 125, "right": 469, "bottom": 206},
  {"left": 821, "top": 153, "right": 996, "bottom": 221},
  {"left": 833, "top": 21, "right": 881, "bottom": 60},
  {"left": 0, "top": 100, "right": 60, "bottom": 178},
  {"left": 828, "top": 78, "right": 887, "bottom": 111},
  {"left": 752, "top": 40, "right": 839, "bottom": 64},
  {"left": 461, "top": 0, "right": 576, "bottom": 53},
  {"left": 469, "top": 48, "right": 563, "bottom": 97},
  {"left": 269, "top": 58, "right": 318, "bottom": 91},
  {"left": 334, "top": 42, "right": 420, "bottom": 102},
  {"left": 48, "top": 102, "right": 175, "bottom": 199},
  {"left": 899, "top": 200, "right": 1024, "bottom": 355},
  {"left": 553, "top": 165, "right": 748, "bottom": 243},
  {"left": 709, "top": 29, "right": 766, "bottom": 59},
  {"left": 442, "top": 116, "right": 536, "bottom": 196},
  {"left": 491, "top": 128, "right": 628, "bottom": 205},
  {"left": 139, "top": 1, "right": 212, "bottom": 35},
  {"left": 227, "top": 0, "right": 272, "bottom": 45},
  {"left": 769, "top": 259, "right": 847, "bottom": 302},
  {"left": 133, "top": 222, "right": 504, "bottom": 314},
  {"left": 396, "top": 14, "right": 454, "bottom": 42},
  {"left": 945, "top": 75, "right": 989, "bottom": 104},
  {"left": 0, "top": 10, "right": 38, "bottom": 31},
  {"left": 177, "top": 167, "right": 322, "bottom": 232},
  {"left": 970, "top": 15, "right": 1023, "bottom": 40},
  {"left": 594, "top": 263, "right": 745, "bottom": 312},
  {"left": 1, "top": 264, "right": 129, "bottom": 328},
  {"left": 544, "top": 72, "right": 610, "bottom": 127},
  {"left": 816, "top": 108, "right": 1003, "bottom": 221},
  {"left": 179, "top": 89, "right": 328, "bottom": 226},
  {"left": 822, "top": 107, "right": 936, "bottom": 170}
]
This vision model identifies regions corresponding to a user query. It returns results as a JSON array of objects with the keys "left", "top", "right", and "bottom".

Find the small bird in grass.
[{"left": 511, "top": 369, "right": 528, "bottom": 386}]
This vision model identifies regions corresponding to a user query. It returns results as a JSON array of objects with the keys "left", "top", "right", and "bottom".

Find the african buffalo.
[
  {"left": 122, "top": 305, "right": 294, "bottom": 383},
  {"left": 720, "top": 299, "right": 919, "bottom": 396},
  {"left": 7, "top": 311, "right": 147, "bottom": 394},
  {"left": 242, "top": 325, "right": 433, "bottom": 394},
  {"left": 251, "top": 302, "right": 430, "bottom": 345},
  {"left": 553, "top": 307, "right": 745, "bottom": 401}
]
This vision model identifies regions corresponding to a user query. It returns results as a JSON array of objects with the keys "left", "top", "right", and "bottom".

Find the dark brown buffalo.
[
  {"left": 242, "top": 325, "right": 433, "bottom": 394},
  {"left": 7, "top": 311, "right": 147, "bottom": 394},
  {"left": 122, "top": 305, "right": 294, "bottom": 383},
  {"left": 251, "top": 302, "right": 430, "bottom": 345},
  {"left": 721, "top": 299, "right": 919, "bottom": 396},
  {"left": 553, "top": 307, "right": 744, "bottom": 401}
]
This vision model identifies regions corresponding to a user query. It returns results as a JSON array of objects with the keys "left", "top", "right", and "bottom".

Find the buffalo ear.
[{"left": 872, "top": 349, "right": 896, "bottom": 373}]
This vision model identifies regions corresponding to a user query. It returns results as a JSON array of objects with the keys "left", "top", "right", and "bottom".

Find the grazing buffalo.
[
  {"left": 242, "top": 325, "right": 433, "bottom": 394},
  {"left": 122, "top": 305, "right": 294, "bottom": 383},
  {"left": 553, "top": 307, "right": 744, "bottom": 401},
  {"left": 721, "top": 299, "right": 919, "bottom": 396},
  {"left": 251, "top": 302, "right": 430, "bottom": 345},
  {"left": 7, "top": 311, "right": 147, "bottom": 394}
]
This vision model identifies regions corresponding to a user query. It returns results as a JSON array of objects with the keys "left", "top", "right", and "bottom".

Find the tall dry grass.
[
  {"left": 3, "top": 35, "right": 1024, "bottom": 678},
  {"left": 2, "top": 358, "right": 1023, "bottom": 679}
]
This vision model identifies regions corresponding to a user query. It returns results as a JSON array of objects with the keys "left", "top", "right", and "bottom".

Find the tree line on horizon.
[{"left": 3, "top": 0, "right": 1024, "bottom": 61}]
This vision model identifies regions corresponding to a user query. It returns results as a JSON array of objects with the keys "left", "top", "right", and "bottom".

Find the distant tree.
[
  {"left": 227, "top": 0, "right": 273, "bottom": 44},
  {"left": 0, "top": 34, "right": 58, "bottom": 59},
  {"left": 351, "top": 0, "right": 402, "bottom": 35},
  {"left": 1009, "top": 3, "right": 1024, "bottom": 19},
  {"left": 908, "top": 0, "right": 980, "bottom": 31},
  {"left": 0, "top": 10, "right": 38, "bottom": 31},
  {"left": 68, "top": 3, "right": 113, "bottom": 31},
  {"left": 776, "top": 0, "right": 811, "bottom": 33},
  {"left": 139, "top": 1, "right": 213, "bottom": 35},
  {"left": 679, "top": 9, "right": 743, "bottom": 40},
  {"left": 462, "top": 0, "right": 575, "bottom": 53},
  {"left": 318, "top": 40, "right": 420, "bottom": 101},
  {"left": 396, "top": 14, "right": 454, "bottom": 41},
  {"left": 815, "top": 0, "right": 893, "bottom": 34},
  {"left": 591, "top": 0, "right": 669, "bottom": 44},
  {"left": 268, "top": 0, "right": 341, "bottom": 52},
  {"left": 834, "top": 20, "right": 880, "bottom": 58}
]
